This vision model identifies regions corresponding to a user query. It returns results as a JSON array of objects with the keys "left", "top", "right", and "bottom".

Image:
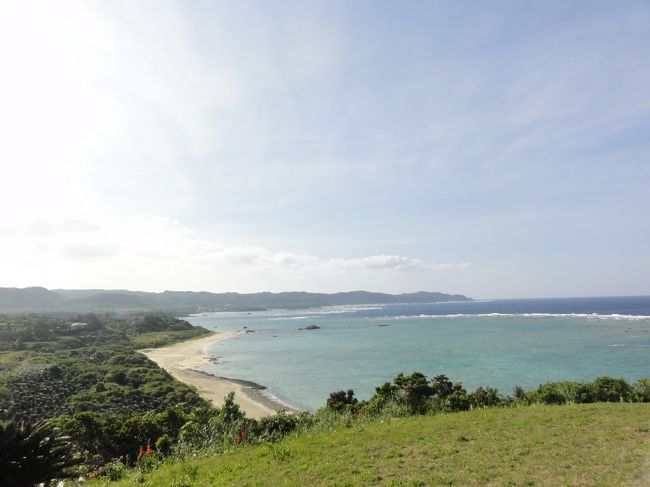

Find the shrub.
[
  {"left": 443, "top": 389, "right": 471, "bottom": 412},
  {"left": 591, "top": 377, "right": 631, "bottom": 402},
  {"left": 573, "top": 383, "right": 595, "bottom": 403},
  {"left": 155, "top": 433, "right": 172, "bottom": 455},
  {"left": 176, "top": 393, "right": 252, "bottom": 450},
  {"left": 533, "top": 381, "right": 582, "bottom": 405},
  {"left": 256, "top": 412, "right": 298, "bottom": 442},
  {"left": 513, "top": 386, "right": 527, "bottom": 402},
  {"left": 632, "top": 378, "right": 650, "bottom": 402},
  {"left": 217, "top": 391, "right": 245, "bottom": 424},
  {"left": 468, "top": 387, "right": 502, "bottom": 408},
  {"left": 102, "top": 459, "right": 126, "bottom": 481},
  {"left": 364, "top": 382, "right": 399, "bottom": 414}
]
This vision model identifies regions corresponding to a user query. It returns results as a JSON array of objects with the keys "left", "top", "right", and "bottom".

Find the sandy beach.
[{"left": 141, "top": 331, "right": 292, "bottom": 419}]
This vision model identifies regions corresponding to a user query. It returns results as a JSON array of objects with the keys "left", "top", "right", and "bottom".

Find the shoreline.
[{"left": 140, "top": 331, "right": 299, "bottom": 419}]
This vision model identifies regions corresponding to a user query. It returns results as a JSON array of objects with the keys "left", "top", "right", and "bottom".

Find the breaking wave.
[{"left": 377, "top": 312, "right": 650, "bottom": 321}]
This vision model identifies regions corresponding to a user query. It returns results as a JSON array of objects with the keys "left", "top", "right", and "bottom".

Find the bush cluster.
[
  {"left": 337, "top": 372, "right": 507, "bottom": 416},
  {"left": 326, "top": 373, "right": 650, "bottom": 417},
  {"left": 524, "top": 376, "right": 648, "bottom": 405},
  {"left": 0, "top": 314, "right": 210, "bottom": 422}
]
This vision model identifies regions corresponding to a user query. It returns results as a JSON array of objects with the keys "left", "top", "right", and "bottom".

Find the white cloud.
[
  {"left": 0, "top": 216, "right": 472, "bottom": 291},
  {"left": 61, "top": 243, "right": 119, "bottom": 259},
  {"left": 326, "top": 255, "right": 427, "bottom": 271},
  {"left": 28, "top": 220, "right": 100, "bottom": 236},
  {"left": 199, "top": 243, "right": 467, "bottom": 274}
]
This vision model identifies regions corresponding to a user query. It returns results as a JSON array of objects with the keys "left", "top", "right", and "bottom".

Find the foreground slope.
[{"left": 94, "top": 403, "right": 649, "bottom": 486}]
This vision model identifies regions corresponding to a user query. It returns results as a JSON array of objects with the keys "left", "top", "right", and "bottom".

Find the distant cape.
[{"left": 0, "top": 287, "right": 471, "bottom": 314}]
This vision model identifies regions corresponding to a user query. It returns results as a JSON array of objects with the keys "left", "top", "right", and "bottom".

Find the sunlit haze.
[{"left": 1, "top": 1, "right": 649, "bottom": 298}]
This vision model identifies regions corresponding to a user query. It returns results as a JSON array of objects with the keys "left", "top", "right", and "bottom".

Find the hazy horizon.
[
  {"left": 1, "top": 1, "right": 649, "bottom": 299},
  {"left": 5, "top": 285, "right": 650, "bottom": 303}
]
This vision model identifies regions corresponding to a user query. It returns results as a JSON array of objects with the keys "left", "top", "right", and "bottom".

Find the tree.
[
  {"left": 326, "top": 389, "right": 358, "bottom": 413},
  {"left": 218, "top": 391, "right": 245, "bottom": 423},
  {"left": 393, "top": 372, "right": 433, "bottom": 412},
  {"left": 430, "top": 375, "right": 454, "bottom": 398},
  {"left": 468, "top": 387, "right": 502, "bottom": 408}
]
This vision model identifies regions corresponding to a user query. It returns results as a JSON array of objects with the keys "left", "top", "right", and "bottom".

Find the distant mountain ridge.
[{"left": 0, "top": 287, "right": 471, "bottom": 313}]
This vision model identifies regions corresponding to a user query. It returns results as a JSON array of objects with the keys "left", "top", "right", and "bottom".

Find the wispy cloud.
[
  {"left": 207, "top": 248, "right": 470, "bottom": 273},
  {"left": 29, "top": 220, "right": 100, "bottom": 236},
  {"left": 61, "top": 244, "right": 119, "bottom": 259},
  {"left": 194, "top": 240, "right": 469, "bottom": 274},
  {"left": 325, "top": 255, "right": 471, "bottom": 272}
]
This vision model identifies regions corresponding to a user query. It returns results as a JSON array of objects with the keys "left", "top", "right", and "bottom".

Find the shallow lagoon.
[{"left": 187, "top": 297, "right": 650, "bottom": 410}]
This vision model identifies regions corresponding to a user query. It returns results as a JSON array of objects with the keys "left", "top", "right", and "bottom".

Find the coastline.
[{"left": 140, "top": 331, "right": 297, "bottom": 419}]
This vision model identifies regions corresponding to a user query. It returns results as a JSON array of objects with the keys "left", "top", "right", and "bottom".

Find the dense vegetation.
[
  {"left": 329, "top": 372, "right": 650, "bottom": 415},
  {"left": 0, "top": 314, "right": 210, "bottom": 421},
  {"left": 0, "top": 313, "right": 211, "bottom": 480},
  {"left": 1, "top": 313, "right": 648, "bottom": 485}
]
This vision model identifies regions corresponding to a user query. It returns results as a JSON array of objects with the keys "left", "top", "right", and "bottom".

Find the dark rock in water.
[{"left": 299, "top": 325, "right": 321, "bottom": 330}]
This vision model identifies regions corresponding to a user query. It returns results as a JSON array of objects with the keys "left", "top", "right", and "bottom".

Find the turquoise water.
[{"left": 186, "top": 298, "right": 650, "bottom": 410}]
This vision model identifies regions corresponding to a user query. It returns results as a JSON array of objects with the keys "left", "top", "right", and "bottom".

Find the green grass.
[{"left": 90, "top": 403, "right": 650, "bottom": 486}]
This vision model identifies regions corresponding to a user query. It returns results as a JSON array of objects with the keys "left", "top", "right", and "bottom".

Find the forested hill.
[{"left": 0, "top": 287, "right": 470, "bottom": 313}]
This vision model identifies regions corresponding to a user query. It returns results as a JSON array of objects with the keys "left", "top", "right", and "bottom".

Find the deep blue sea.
[{"left": 185, "top": 296, "right": 650, "bottom": 410}]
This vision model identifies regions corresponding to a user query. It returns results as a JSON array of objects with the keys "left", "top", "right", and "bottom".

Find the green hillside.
[
  {"left": 90, "top": 403, "right": 649, "bottom": 487},
  {"left": 0, "top": 287, "right": 470, "bottom": 313}
]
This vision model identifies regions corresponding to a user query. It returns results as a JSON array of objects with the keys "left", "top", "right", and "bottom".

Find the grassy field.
[{"left": 91, "top": 403, "right": 649, "bottom": 487}]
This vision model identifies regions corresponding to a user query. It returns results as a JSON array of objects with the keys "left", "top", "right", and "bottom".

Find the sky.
[{"left": 0, "top": 0, "right": 649, "bottom": 299}]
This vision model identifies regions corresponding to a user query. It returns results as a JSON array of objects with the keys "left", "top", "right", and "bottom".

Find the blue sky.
[{"left": 0, "top": 0, "right": 649, "bottom": 298}]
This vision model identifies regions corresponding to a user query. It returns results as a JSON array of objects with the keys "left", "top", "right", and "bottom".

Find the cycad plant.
[{"left": 0, "top": 418, "right": 80, "bottom": 487}]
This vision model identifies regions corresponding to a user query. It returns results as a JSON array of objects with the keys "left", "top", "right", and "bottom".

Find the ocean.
[{"left": 186, "top": 296, "right": 650, "bottom": 411}]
